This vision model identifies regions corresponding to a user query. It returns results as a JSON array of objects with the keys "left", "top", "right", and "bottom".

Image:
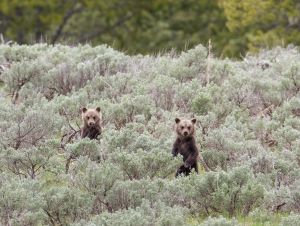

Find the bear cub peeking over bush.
[
  {"left": 81, "top": 107, "right": 102, "bottom": 139},
  {"left": 172, "top": 117, "right": 199, "bottom": 177}
]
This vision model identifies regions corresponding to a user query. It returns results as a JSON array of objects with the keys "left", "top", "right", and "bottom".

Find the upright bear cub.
[
  {"left": 172, "top": 117, "right": 199, "bottom": 177},
  {"left": 81, "top": 107, "right": 102, "bottom": 139}
]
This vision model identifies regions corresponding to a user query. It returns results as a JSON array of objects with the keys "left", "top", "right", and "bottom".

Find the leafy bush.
[
  {"left": 185, "top": 167, "right": 264, "bottom": 216},
  {"left": 280, "top": 213, "right": 300, "bottom": 226},
  {"left": 0, "top": 173, "right": 46, "bottom": 226},
  {"left": 200, "top": 216, "right": 239, "bottom": 226},
  {"left": 73, "top": 200, "right": 187, "bottom": 226},
  {"left": 0, "top": 44, "right": 300, "bottom": 225}
]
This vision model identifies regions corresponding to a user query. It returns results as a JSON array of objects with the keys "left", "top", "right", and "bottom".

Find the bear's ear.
[
  {"left": 191, "top": 118, "right": 197, "bottom": 124},
  {"left": 96, "top": 107, "right": 101, "bottom": 112},
  {"left": 81, "top": 107, "right": 87, "bottom": 113},
  {"left": 175, "top": 118, "right": 180, "bottom": 124}
]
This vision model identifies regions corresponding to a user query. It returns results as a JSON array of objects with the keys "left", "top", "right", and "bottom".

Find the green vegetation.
[
  {"left": 1, "top": 0, "right": 300, "bottom": 57},
  {"left": 0, "top": 43, "right": 299, "bottom": 225}
]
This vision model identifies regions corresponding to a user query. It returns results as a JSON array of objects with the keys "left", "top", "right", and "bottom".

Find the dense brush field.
[{"left": 0, "top": 44, "right": 299, "bottom": 226}]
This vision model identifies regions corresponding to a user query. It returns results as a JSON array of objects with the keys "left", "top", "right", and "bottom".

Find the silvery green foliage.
[
  {"left": 200, "top": 216, "right": 239, "bottom": 226},
  {"left": 72, "top": 200, "right": 188, "bottom": 226},
  {"left": 0, "top": 173, "right": 46, "bottom": 226},
  {"left": 291, "top": 180, "right": 300, "bottom": 211},
  {"left": 0, "top": 44, "right": 300, "bottom": 224},
  {"left": 69, "top": 157, "right": 122, "bottom": 213},
  {"left": 185, "top": 167, "right": 264, "bottom": 216},
  {"left": 0, "top": 97, "right": 63, "bottom": 179},
  {"left": 105, "top": 177, "right": 188, "bottom": 212},
  {"left": 111, "top": 148, "right": 181, "bottom": 180},
  {"left": 0, "top": 98, "right": 62, "bottom": 150},
  {"left": 248, "top": 208, "right": 273, "bottom": 225},
  {"left": 42, "top": 185, "right": 93, "bottom": 226},
  {"left": 66, "top": 139, "right": 101, "bottom": 161},
  {"left": 280, "top": 213, "right": 300, "bottom": 226}
]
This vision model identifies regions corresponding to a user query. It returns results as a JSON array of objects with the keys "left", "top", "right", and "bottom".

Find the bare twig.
[{"left": 206, "top": 39, "right": 212, "bottom": 86}]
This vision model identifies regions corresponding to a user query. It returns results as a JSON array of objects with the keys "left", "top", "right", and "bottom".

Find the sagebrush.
[{"left": 0, "top": 44, "right": 299, "bottom": 225}]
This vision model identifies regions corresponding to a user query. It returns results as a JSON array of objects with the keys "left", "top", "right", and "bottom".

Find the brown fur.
[
  {"left": 172, "top": 118, "right": 199, "bottom": 177},
  {"left": 81, "top": 107, "right": 102, "bottom": 139}
]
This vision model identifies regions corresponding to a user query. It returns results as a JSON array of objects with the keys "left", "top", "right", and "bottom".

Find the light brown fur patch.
[{"left": 175, "top": 118, "right": 196, "bottom": 138}]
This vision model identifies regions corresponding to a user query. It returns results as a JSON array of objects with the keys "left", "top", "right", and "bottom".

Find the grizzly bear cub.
[
  {"left": 81, "top": 107, "right": 102, "bottom": 139},
  {"left": 172, "top": 117, "right": 199, "bottom": 177}
]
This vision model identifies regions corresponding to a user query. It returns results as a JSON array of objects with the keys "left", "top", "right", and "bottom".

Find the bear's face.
[
  {"left": 82, "top": 107, "right": 101, "bottom": 127},
  {"left": 175, "top": 118, "right": 196, "bottom": 138}
]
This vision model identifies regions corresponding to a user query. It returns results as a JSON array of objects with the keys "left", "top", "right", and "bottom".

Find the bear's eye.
[
  {"left": 181, "top": 126, "right": 184, "bottom": 130},
  {"left": 86, "top": 116, "right": 89, "bottom": 120},
  {"left": 187, "top": 126, "right": 191, "bottom": 130},
  {"left": 93, "top": 116, "right": 96, "bottom": 120}
]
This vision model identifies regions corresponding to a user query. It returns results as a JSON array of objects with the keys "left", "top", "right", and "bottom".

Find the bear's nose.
[
  {"left": 89, "top": 122, "right": 95, "bottom": 126},
  {"left": 183, "top": 131, "right": 188, "bottom": 136}
]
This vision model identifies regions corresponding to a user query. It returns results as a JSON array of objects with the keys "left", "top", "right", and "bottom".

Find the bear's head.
[
  {"left": 175, "top": 118, "right": 196, "bottom": 138},
  {"left": 81, "top": 107, "right": 102, "bottom": 127}
]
